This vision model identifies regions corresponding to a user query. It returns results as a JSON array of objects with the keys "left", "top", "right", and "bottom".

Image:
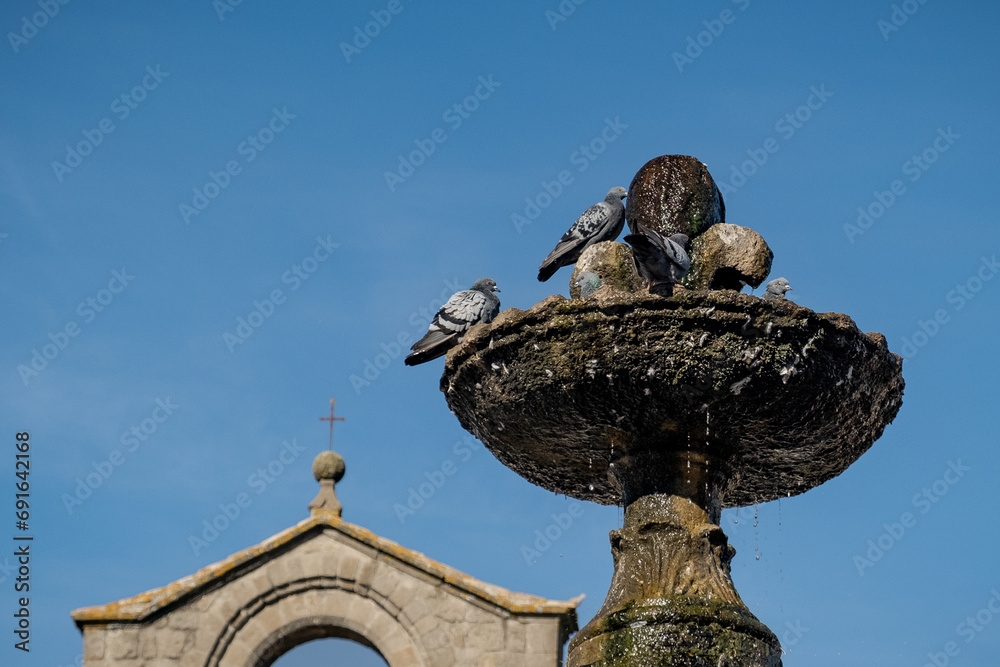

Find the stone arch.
[
  {"left": 74, "top": 502, "right": 579, "bottom": 666},
  {"left": 208, "top": 578, "right": 425, "bottom": 667},
  {"left": 248, "top": 618, "right": 386, "bottom": 667}
]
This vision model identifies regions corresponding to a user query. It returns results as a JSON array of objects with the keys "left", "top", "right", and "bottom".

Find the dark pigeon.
[
  {"left": 537, "top": 186, "right": 627, "bottom": 282},
  {"left": 762, "top": 277, "right": 792, "bottom": 301},
  {"left": 624, "top": 223, "right": 691, "bottom": 291},
  {"left": 575, "top": 271, "right": 602, "bottom": 298},
  {"left": 404, "top": 278, "right": 501, "bottom": 366}
]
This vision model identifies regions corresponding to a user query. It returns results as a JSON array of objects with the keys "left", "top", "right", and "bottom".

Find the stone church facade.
[{"left": 72, "top": 451, "right": 581, "bottom": 666}]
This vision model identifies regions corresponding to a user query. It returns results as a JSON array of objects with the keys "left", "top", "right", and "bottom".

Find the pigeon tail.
[
  {"left": 404, "top": 336, "right": 456, "bottom": 366},
  {"left": 537, "top": 261, "right": 561, "bottom": 283}
]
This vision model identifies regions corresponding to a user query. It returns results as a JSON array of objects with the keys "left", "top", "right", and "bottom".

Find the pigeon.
[
  {"left": 762, "top": 277, "right": 792, "bottom": 301},
  {"left": 623, "top": 223, "right": 691, "bottom": 291},
  {"left": 537, "top": 186, "right": 627, "bottom": 282},
  {"left": 404, "top": 278, "right": 501, "bottom": 366},
  {"left": 575, "top": 271, "right": 602, "bottom": 298}
]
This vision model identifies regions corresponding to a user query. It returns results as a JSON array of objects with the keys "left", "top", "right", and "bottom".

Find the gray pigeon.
[
  {"left": 405, "top": 278, "right": 501, "bottom": 366},
  {"left": 537, "top": 186, "right": 627, "bottom": 282},
  {"left": 623, "top": 223, "right": 691, "bottom": 291},
  {"left": 762, "top": 277, "right": 792, "bottom": 301},
  {"left": 575, "top": 271, "right": 602, "bottom": 298}
]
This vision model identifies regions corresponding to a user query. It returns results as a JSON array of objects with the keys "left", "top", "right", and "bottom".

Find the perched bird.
[
  {"left": 537, "top": 186, "right": 627, "bottom": 282},
  {"left": 762, "top": 277, "right": 792, "bottom": 301},
  {"left": 623, "top": 223, "right": 691, "bottom": 291},
  {"left": 575, "top": 271, "right": 602, "bottom": 298},
  {"left": 404, "top": 278, "right": 501, "bottom": 366}
]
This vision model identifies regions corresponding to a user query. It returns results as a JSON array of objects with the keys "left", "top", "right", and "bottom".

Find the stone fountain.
[{"left": 440, "top": 156, "right": 904, "bottom": 666}]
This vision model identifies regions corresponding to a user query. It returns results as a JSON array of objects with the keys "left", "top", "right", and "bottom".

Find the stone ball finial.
[
  {"left": 312, "top": 450, "right": 345, "bottom": 482},
  {"left": 309, "top": 451, "right": 345, "bottom": 518}
]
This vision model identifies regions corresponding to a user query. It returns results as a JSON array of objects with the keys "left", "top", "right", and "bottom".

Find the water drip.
[{"left": 753, "top": 504, "right": 760, "bottom": 561}]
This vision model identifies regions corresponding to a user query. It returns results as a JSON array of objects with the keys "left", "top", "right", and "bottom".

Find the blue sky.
[{"left": 2, "top": 1, "right": 999, "bottom": 665}]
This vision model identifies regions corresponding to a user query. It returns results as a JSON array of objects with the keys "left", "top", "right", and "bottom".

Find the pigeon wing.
[
  {"left": 661, "top": 235, "right": 691, "bottom": 281},
  {"left": 592, "top": 202, "right": 625, "bottom": 244},
  {"left": 625, "top": 225, "right": 691, "bottom": 285},
  {"left": 623, "top": 232, "right": 663, "bottom": 284},
  {"left": 405, "top": 289, "right": 490, "bottom": 365},
  {"left": 434, "top": 289, "right": 490, "bottom": 332}
]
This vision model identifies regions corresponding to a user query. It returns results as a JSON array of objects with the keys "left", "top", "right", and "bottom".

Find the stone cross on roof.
[{"left": 319, "top": 398, "right": 344, "bottom": 451}]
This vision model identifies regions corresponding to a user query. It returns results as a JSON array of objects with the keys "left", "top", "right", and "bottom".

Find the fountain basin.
[{"left": 442, "top": 287, "right": 903, "bottom": 509}]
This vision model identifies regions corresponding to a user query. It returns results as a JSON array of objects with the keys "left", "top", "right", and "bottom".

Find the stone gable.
[{"left": 73, "top": 513, "right": 580, "bottom": 666}]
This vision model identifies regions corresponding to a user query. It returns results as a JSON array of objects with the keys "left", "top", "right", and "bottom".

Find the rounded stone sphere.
[
  {"left": 625, "top": 155, "right": 725, "bottom": 238},
  {"left": 441, "top": 288, "right": 904, "bottom": 508},
  {"left": 312, "top": 450, "right": 345, "bottom": 482}
]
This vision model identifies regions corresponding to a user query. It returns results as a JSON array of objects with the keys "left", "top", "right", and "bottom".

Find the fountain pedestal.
[
  {"left": 572, "top": 494, "right": 780, "bottom": 666},
  {"left": 441, "top": 288, "right": 903, "bottom": 666},
  {"left": 572, "top": 449, "right": 778, "bottom": 666}
]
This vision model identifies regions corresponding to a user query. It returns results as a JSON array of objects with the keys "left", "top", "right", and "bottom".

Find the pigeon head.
[
  {"left": 766, "top": 277, "right": 792, "bottom": 295},
  {"left": 606, "top": 186, "right": 628, "bottom": 201},
  {"left": 471, "top": 277, "right": 500, "bottom": 293},
  {"left": 575, "top": 271, "right": 602, "bottom": 298}
]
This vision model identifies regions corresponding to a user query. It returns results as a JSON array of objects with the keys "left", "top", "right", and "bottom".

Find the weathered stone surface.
[
  {"left": 83, "top": 629, "right": 106, "bottom": 659},
  {"left": 264, "top": 551, "right": 306, "bottom": 588},
  {"left": 441, "top": 289, "right": 904, "bottom": 508},
  {"left": 355, "top": 555, "right": 378, "bottom": 589},
  {"left": 369, "top": 561, "right": 404, "bottom": 600},
  {"left": 336, "top": 552, "right": 362, "bottom": 582},
  {"left": 625, "top": 155, "right": 725, "bottom": 237},
  {"left": 386, "top": 645, "right": 421, "bottom": 666},
  {"left": 466, "top": 623, "right": 504, "bottom": 651},
  {"left": 312, "top": 450, "right": 345, "bottom": 481},
  {"left": 73, "top": 512, "right": 580, "bottom": 666},
  {"left": 569, "top": 495, "right": 781, "bottom": 667},
  {"left": 525, "top": 620, "right": 560, "bottom": 654},
  {"left": 443, "top": 288, "right": 903, "bottom": 666},
  {"left": 386, "top": 576, "right": 420, "bottom": 610},
  {"left": 687, "top": 222, "right": 773, "bottom": 290},
  {"left": 568, "top": 241, "right": 644, "bottom": 298},
  {"left": 107, "top": 628, "right": 139, "bottom": 660},
  {"left": 505, "top": 619, "right": 527, "bottom": 653}
]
